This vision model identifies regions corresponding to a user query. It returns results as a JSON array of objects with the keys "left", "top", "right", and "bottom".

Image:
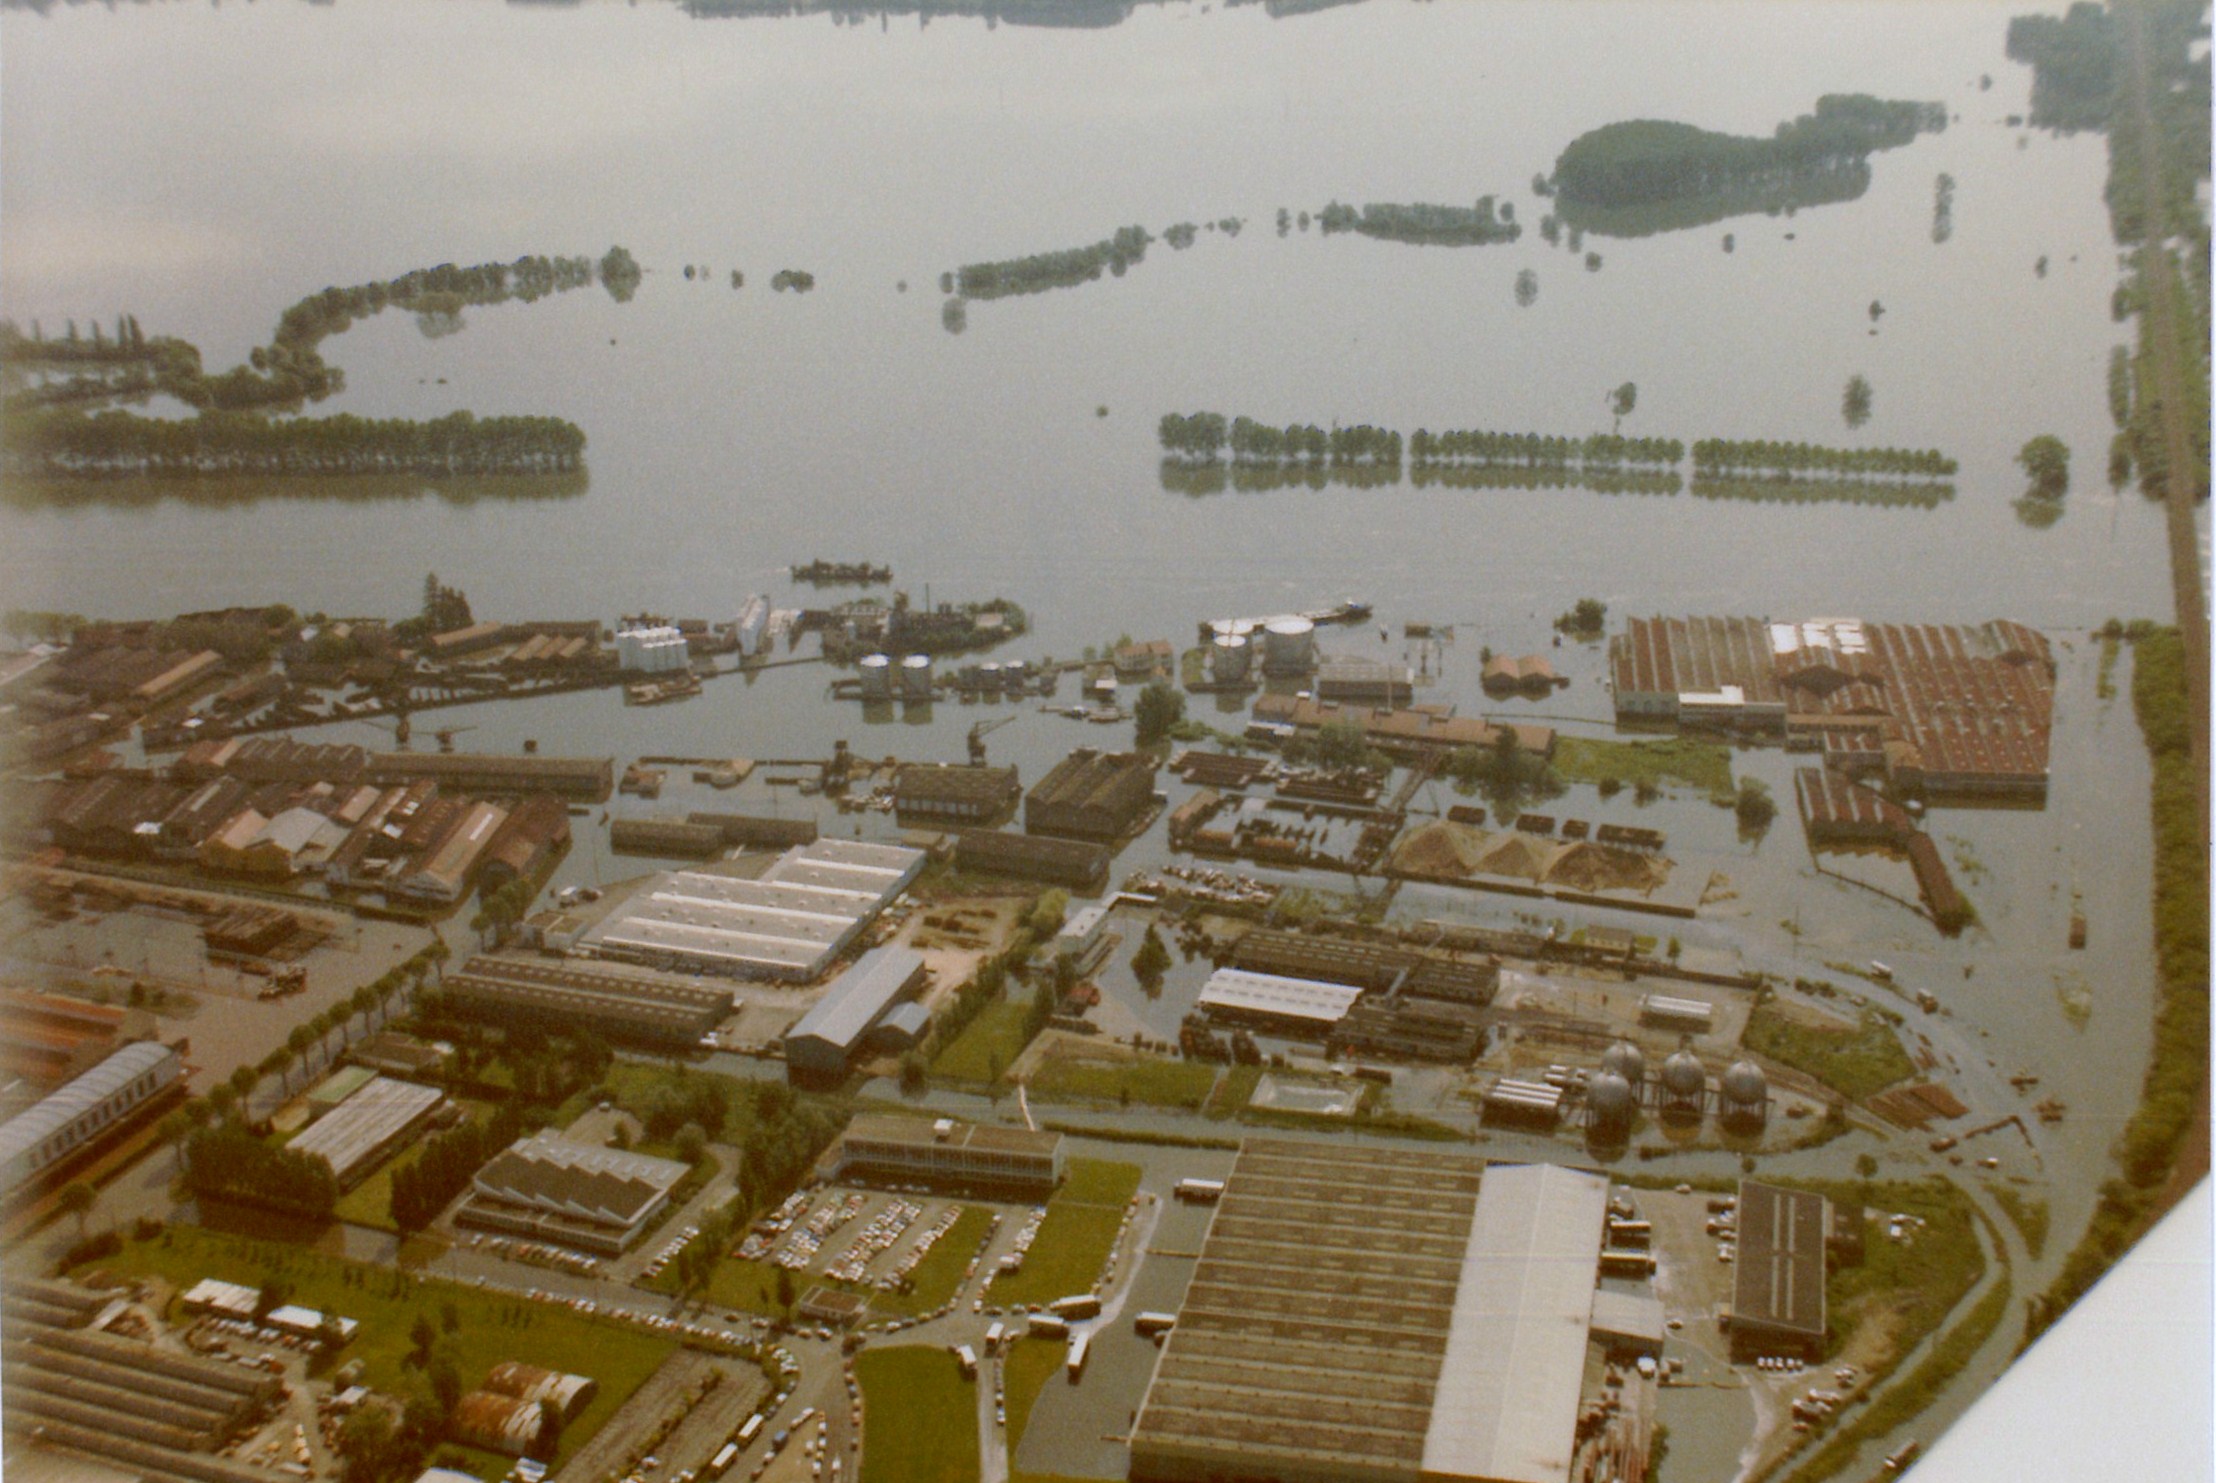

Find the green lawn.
[
  {"left": 1001, "top": 1336, "right": 1065, "bottom": 1468},
  {"left": 332, "top": 1099, "right": 499, "bottom": 1233},
  {"left": 1743, "top": 999, "right": 1917, "bottom": 1101},
  {"left": 1027, "top": 1054, "right": 1218, "bottom": 1111},
  {"left": 550, "top": 1060, "right": 756, "bottom": 1140},
  {"left": 1201, "top": 1064, "right": 1262, "bottom": 1120},
  {"left": 873, "top": 1204, "right": 994, "bottom": 1318},
  {"left": 856, "top": 1346, "right": 979, "bottom": 1483},
  {"left": 82, "top": 1224, "right": 674, "bottom": 1468},
  {"left": 931, "top": 1000, "right": 1037, "bottom": 1085},
  {"left": 1552, "top": 734, "right": 1733, "bottom": 794},
  {"left": 986, "top": 1159, "right": 1138, "bottom": 1308}
]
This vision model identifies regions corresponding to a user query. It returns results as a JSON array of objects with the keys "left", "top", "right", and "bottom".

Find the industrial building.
[
  {"left": 1722, "top": 1180, "right": 1833, "bottom": 1359},
  {"left": 615, "top": 625, "right": 690, "bottom": 674},
  {"left": 391, "top": 799, "right": 510, "bottom": 903},
  {"left": 685, "top": 811, "right": 820, "bottom": 850},
  {"left": 953, "top": 829, "right": 1111, "bottom": 891},
  {"left": 1129, "top": 1143, "right": 1610, "bottom": 1483},
  {"left": 478, "top": 794, "right": 571, "bottom": 891},
  {"left": 0, "top": 989, "right": 150, "bottom": 1087},
  {"left": 450, "top": 1391, "right": 546, "bottom": 1456},
  {"left": 782, "top": 946, "right": 931, "bottom": 1082},
  {"left": 1231, "top": 929, "right": 1499, "bottom": 1006},
  {"left": 824, "top": 1114, "right": 1064, "bottom": 1198},
  {"left": 1610, "top": 616, "right": 2055, "bottom": 796},
  {"left": 484, "top": 1363, "right": 598, "bottom": 1421},
  {"left": 1251, "top": 693, "right": 1554, "bottom": 759},
  {"left": 1024, "top": 748, "right": 1157, "bottom": 841},
  {"left": 1314, "top": 655, "right": 1414, "bottom": 706},
  {"left": 459, "top": 1132, "right": 691, "bottom": 1253},
  {"left": 893, "top": 763, "right": 1022, "bottom": 827},
  {"left": 443, "top": 957, "right": 729, "bottom": 1047},
  {"left": 609, "top": 817, "right": 728, "bottom": 859},
  {"left": 286, "top": 1076, "right": 447, "bottom": 1189},
  {"left": 0, "top": 1040, "right": 181, "bottom": 1192},
  {"left": 2, "top": 1289, "right": 285, "bottom": 1482},
  {"left": 1195, "top": 968, "right": 1363, "bottom": 1036},
  {"left": 364, "top": 751, "right": 615, "bottom": 802},
  {"left": 573, "top": 839, "right": 923, "bottom": 981}
]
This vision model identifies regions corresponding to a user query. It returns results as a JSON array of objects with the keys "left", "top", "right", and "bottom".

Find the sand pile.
[
  {"left": 1475, "top": 832, "right": 1554, "bottom": 881},
  {"left": 1392, "top": 821, "right": 1492, "bottom": 876},
  {"left": 1544, "top": 841, "right": 1669, "bottom": 893}
]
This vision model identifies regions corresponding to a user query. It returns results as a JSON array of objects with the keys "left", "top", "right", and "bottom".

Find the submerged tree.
[
  {"left": 1842, "top": 374, "right": 1874, "bottom": 429},
  {"left": 1514, "top": 268, "right": 1539, "bottom": 307},
  {"left": 2018, "top": 434, "right": 2071, "bottom": 498}
]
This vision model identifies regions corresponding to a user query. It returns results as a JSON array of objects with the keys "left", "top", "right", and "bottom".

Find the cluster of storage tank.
[
  {"left": 857, "top": 652, "right": 936, "bottom": 701},
  {"left": 1586, "top": 1038, "right": 1768, "bottom": 1134}
]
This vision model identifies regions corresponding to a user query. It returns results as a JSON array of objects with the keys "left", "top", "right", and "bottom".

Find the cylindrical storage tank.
[
  {"left": 857, "top": 653, "right": 893, "bottom": 699},
  {"left": 1004, "top": 659, "right": 1030, "bottom": 684},
  {"left": 1601, "top": 1039, "right": 1646, "bottom": 1088},
  {"left": 1661, "top": 1048, "right": 1706, "bottom": 1103},
  {"left": 979, "top": 661, "right": 1004, "bottom": 692},
  {"left": 1209, "top": 618, "right": 1258, "bottom": 643},
  {"left": 1262, "top": 617, "right": 1315, "bottom": 674},
  {"left": 1587, "top": 1070, "right": 1636, "bottom": 1132},
  {"left": 900, "top": 653, "right": 935, "bottom": 700},
  {"left": 1722, "top": 1059, "right": 1768, "bottom": 1109},
  {"left": 1210, "top": 635, "right": 1251, "bottom": 682}
]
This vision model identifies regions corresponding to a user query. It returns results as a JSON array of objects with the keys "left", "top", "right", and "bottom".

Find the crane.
[{"left": 968, "top": 714, "right": 1019, "bottom": 765}]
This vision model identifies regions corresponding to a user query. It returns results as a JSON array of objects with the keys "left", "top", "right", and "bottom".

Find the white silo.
[
  {"left": 857, "top": 653, "right": 893, "bottom": 699},
  {"left": 900, "top": 653, "right": 935, "bottom": 700},
  {"left": 1210, "top": 634, "right": 1251, "bottom": 683},
  {"left": 1262, "top": 617, "right": 1316, "bottom": 675},
  {"left": 979, "top": 661, "right": 1004, "bottom": 693}
]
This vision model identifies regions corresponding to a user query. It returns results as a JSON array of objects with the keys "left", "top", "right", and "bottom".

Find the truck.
[
  {"left": 1049, "top": 1294, "right": 1102, "bottom": 1321},
  {"left": 1065, "top": 1332, "right": 1090, "bottom": 1382}
]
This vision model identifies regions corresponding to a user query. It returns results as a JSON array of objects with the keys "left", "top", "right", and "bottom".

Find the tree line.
[
  {"left": 1314, "top": 197, "right": 1519, "bottom": 246},
  {"left": 950, "top": 225, "right": 1152, "bottom": 300},
  {"left": 2, "top": 406, "right": 586, "bottom": 479},
  {"left": 183, "top": 1117, "right": 339, "bottom": 1218},
  {"left": 389, "top": 1100, "right": 531, "bottom": 1231},
  {"left": 1411, "top": 428, "right": 1682, "bottom": 469},
  {"left": 1689, "top": 437, "right": 1956, "bottom": 479}
]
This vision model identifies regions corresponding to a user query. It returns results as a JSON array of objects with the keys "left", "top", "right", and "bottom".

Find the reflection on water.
[{"left": 0, "top": 470, "right": 590, "bottom": 512}]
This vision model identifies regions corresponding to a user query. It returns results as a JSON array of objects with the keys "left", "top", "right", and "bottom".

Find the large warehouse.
[
  {"left": 783, "top": 946, "right": 931, "bottom": 1083},
  {"left": 1722, "top": 1180, "right": 1833, "bottom": 1359},
  {"left": 0, "top": 1040, "right": 181, "bottom": 1192},
  {"left": 1130, "top": 1142, "right": 1610, "bottom": 1483},
  {"left": 459, "top": 1132, "right": 691, "bottom": 1253},
  {"left": 286, "top": 1075, "right": 446, "bottom": 1188},
  {"left": 572, "top": 838, "right": 923, "bottom": 981},
  {"left": 1195, "top": 968, "right": 1364, "bottom": 1036},
  {"left": 444, "top": 955, "right": 730, "bottom": 1047}
]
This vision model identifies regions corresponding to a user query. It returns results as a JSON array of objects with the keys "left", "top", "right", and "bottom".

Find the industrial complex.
[{"left": 1130, "top": 1142, "right": 1615, "bottom": 1483}]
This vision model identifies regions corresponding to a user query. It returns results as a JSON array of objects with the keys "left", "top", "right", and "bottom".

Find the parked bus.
[
  {"left": 1027, "top": 1313, "right": 1070, "bottom": 1340},
  {"left": 1134, "top": 1311, "right": 1177, "bottom": 1338},
  {"left": 1050, "top": 1294, "right": 1102, "bottom": 1320},
  {"left": 1175, "top": 1178, "right": 1226, "bottom": 1204},
  {"left": 709, "top": 1444, "right": 739, "bottom": 1479},
  {"left": 736, "top": 1417, "right": 763, "bottom": 1445},
  {"left": 983, "top": 1322, "right": 1006, "bottom": 1355},
  {"left": 953, "top": 1344, "right": 978, "bottom": 1379}
]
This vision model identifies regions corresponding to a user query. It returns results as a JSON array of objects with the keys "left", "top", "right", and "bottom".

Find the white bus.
[
  {"left": 1175, "top": 1178, "right": 1226, "bottom": 1204},
  {"left": 1134, "top": 1311, "right": 1177, "bottom": 1337},
  {"left": 1050, "top": 1294, "right": 1102, "bottom": 1320},
  {"left": 1066, "top": 1332, "right": 1090, "bottom": 1382},
  {"left": 953, "top": 1344, "right": 978, "bottom": 1379},
  {"left": 736, "top": 1417, "right": 763, "bottom": 1445},
  {"left": 983, "top": 1322, "right": 1006, "bottom": 1355},
  {"left": 709, "top": 1444, "right": 739, "bottom": 1478}
]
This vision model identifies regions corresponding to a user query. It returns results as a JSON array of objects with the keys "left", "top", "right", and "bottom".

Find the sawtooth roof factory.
[
  {"left": 559, "top": 837, "right": 923, "bottom": 981},
  {"left": 1609, "top": 616, "right": 2055, "bottom": 797},
  {"left": 1130, "top": 1139, "right": 1614, "bottom": 1483}
]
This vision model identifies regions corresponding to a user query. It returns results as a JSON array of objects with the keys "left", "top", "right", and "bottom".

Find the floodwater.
[{"left": 0, "top": 1, "right": 2188, "bottom": 1477}]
